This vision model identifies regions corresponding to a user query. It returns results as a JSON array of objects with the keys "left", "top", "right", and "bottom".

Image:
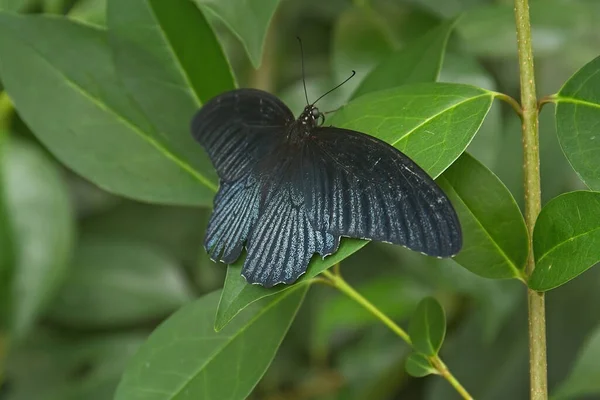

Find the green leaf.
[
  {"left": 107, "top": 0, "right": 236, "bottom": 164},
  {"left": 405, "top": 353, "right": 437, "bottom": 378},
  {"left": 456, "top": 0, "right": 592, "bottom": 57},
  {"left": 352, "top": 20, "right": 456, "bottom": 99},
  {"left": 115, "top": 286, "right": 308, "bottom": 400},
  {"left": 215, "top": 82, "right": 493, "bottom": 330},
  {"left": 555, "top": 55, "right": 600, "bottom": 191},
  {"left": 0, "top": 13, "right": 217, "bottom": 205},
  {"left": 437, "top": 152, "right": 529, "bottom": 279},
  {"left": 553, "top": 326, "right": 600, "bottom": 399},
  {"left": 194, "top": 0, "right": 282, "bottom": 68},
  {"left": 2, "top": 138, "right": 74, "bottom": 338},
  {"left": 7, "top": 331, "right": 145, "bottom": 400},
  {"left": 312, "top": 276, "right": 429, "bottom": 357},
  {"left": 47, "top": 238, "right": 194, "bottom": 328},
  {"left": 529, "top": 191, "right": 600, "bottom": 291},
  {"left": 408, "top": 297, "right": 446, "bottom": 356},
  {"left": 332, "top": 83, "right": 494, "bottom": 179},
  {"left": 332, "top": 6, "right": 395, "bottom": 99}
]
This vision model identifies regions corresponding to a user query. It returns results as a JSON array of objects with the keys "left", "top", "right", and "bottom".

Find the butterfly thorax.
[{"left": 288, "top": 105, "right": 324, "bottom": 142}]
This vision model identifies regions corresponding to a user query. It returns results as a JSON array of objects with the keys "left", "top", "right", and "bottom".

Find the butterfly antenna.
[
  {"left": 297, "top": 37, "right": 310, "bottom": 105},
  {"left": 313, "top": 70, "right": 356, "bottom": 105}
]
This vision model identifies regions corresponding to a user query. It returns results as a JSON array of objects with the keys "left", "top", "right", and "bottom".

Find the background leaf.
[
  {"left": 194, "top": 0, "right": 282, "bottom": 68},
  {"left": 0, "top": 13, "right": 217, "bottom": 205},
  {"left": 6, "top": 331, "right": 145, "bottom": 400},
  {"left": 408, "top": 297, "right": 446, "bottom": 356},
  {"left": 115, "top": 287, "right": 308, "bottom": 400},
  {"left": 46, "top": 237, "right": 194, "bottom": 328},
  {"left": 555, "top": 55, "right": 600, "bottom": 191},
  {"left": 437, "top": 152, "right": 529, "bottom": 279},
  {"left": 405, "top": 353, "right": 437, "bottom": 378},
  {"left": 552, "top": 324, "right": 600, "bottom": 399},
  {"left": 1, "top": 138, "right": 74, "bottom": 338},
  {"left": 352, "top": 19, "right": 456, "bottom": 98},
  {"left": 529, "top": 191, "right": 600, "bottom": 291}
]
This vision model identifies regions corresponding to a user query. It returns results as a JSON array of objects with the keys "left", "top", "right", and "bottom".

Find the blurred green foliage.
[{"left": 0, "top": 0, "right": 599, "bottom": 399}]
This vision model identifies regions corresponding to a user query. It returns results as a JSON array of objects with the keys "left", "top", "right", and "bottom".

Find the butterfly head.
[{"left": 300, "top": 105, "right": 325, "bottom": 128}]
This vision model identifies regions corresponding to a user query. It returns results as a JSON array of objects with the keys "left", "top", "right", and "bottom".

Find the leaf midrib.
[
  {"left": 556, "top": 96, "right": 600, "bottom": 110},
  {"left": 536, "top": 225, "right": 600, "bottom": 264}
]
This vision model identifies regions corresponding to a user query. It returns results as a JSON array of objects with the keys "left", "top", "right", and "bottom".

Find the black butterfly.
[{"left": 191, "top": 87, "right": 462, "bottom": 287}]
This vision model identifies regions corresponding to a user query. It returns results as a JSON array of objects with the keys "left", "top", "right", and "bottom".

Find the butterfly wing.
[
  {"left": 303, "top": 127, "right": 462, "bottom": 257},
  {"left": 241, "top": 140, "right": 340, "bottom": 287},
  {"left": 191, "top": 88, "right": 294, "bottom": 181},
  {"left": 192, "top": 89, "right": 294, "bottom": 265}
]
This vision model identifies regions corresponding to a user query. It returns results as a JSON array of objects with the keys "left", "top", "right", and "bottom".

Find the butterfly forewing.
[
  {"left": 304, "top": 127, "right": 462, "bottom": 257},
  {"left": 191, "top": 89, "right": 294, "bottom": 181}
]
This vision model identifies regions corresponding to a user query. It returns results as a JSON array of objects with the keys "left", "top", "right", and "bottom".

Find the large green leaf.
[
  {"left": 0, "top": 13, "right": 217, "bottom": 205},
  {"left": 352, "top": 20, "right": 456, "bottom": 98},
  {"left": 47, "top": 238, "right": 194, "bottom": 328},
  {"left": 553, "top": 325, "right": 600, "bottom": 399},
  {"left": 107, "top": 0, "right": 235, "bottom": 168},
  {"left": 408, "top": 297, "right": 446, "bottom": 356},
  {"left": 332, "top": 83, "right": 494, "bottom": 178},
  {"left": 215, "top": 82, "right": 494, "bottom": 330},
  {"left": 193, "top": 0, "right": 282, "bottom": 68},
  {"left": 115, "top": 286, "right": 308, "bottom": 400},
  {"left": 437, "top": 152, "right": 529, "bottom": 279},
  {"left": 2, "top": 138, "right": 74, "bottom": 338},
  {"left": 555, "top": 55, "right": 600, "bottom": 191},
  {"left": 529, "top": 191, "right": 600, "bottom": 291}
]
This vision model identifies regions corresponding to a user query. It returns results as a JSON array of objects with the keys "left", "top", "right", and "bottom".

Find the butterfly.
[{"left": 191, "top": 83, "right": 462, "bottom": 287}]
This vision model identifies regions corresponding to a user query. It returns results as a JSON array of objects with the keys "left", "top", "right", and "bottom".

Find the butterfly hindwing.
[
  {"left": 191, "top": 89, "right": 294, "bottom": 181},
  {"left": 304, "top": 127, "right": 462, "bottom": 257},
  {"left": 204, "top": 174, "right": 261, "bottom": 264}
]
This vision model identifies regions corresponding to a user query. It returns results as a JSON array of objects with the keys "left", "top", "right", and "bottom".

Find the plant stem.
[
  {"left": 320, "top": 270, "right": 473, "bottom": 400},
  {"left": 514, "top": 0, "right": 547, "bottom": 399},
  {"left": 322, "top": 270, "right": 412, "bottom": 344},
  {"left": 430, "top": 356, "right": 473, "bottom": 400}
]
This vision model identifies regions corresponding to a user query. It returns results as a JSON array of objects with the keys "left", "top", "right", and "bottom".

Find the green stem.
[
  {"left": 321, "top": 270, "right": 412, "bottom": 344},
  {"left": 514, "top": 0, "right": 547, "bottom": 399},
  {"left": 430, "top": 356, "right": 473, "bottom": 400},
  {"left": 320, "top": 270, "right": 473, "bottom": 400}
]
